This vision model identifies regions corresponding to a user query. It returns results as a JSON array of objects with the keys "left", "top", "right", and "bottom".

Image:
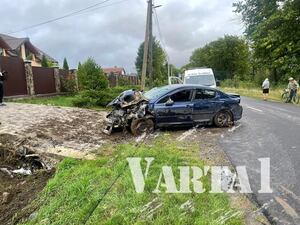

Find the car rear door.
[
  {"left": 191, "top": 89, "right": 220, "bottom": 123},
  {"left": 154, "top": 89, "right": 193, "bottom": 126}
]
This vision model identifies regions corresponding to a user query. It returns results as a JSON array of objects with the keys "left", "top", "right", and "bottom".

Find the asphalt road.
[{"left": 220, "top": 97, "right": 300, "bottom": 225}]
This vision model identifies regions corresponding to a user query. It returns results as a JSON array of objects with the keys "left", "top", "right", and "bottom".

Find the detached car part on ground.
[{"left": 103, "top": 85, "right": 243, "bottom": 136}]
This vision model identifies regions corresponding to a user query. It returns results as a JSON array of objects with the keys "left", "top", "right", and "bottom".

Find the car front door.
[
  {"left": 154, "top": 89, "right": 193, "bottom": 126},
  {"left": 191, "top": 89, "right": 220, "bottom": 123}
]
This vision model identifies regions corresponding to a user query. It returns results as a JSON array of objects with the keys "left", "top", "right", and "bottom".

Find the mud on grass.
[{"left": 0, "top": 140, "right": 55, "bottom": 225}]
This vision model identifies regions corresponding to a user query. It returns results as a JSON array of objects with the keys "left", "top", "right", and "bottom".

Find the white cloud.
[{"left": 0, "top": 0, "right": 243, "bottom": 72}]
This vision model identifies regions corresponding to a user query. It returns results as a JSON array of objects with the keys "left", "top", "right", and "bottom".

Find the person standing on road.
[
  {"left": 262, "top": 78, "right": 270, "bottom": 101},
  {"left": 0, "top": 70, "right": 7, "bottom": 106},
  {"left": 287, "top": 77, "right": 299, "bottom": 103}
]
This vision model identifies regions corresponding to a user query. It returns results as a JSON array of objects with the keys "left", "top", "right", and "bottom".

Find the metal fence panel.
[
  {"left": 32, "top": 67, "right": 56, "bottom": 94},
  {"left": 0, "top": 56, "right": 27, "bottom": 96}
]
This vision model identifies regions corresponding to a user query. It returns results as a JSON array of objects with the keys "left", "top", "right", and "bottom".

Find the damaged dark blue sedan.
[{"left": 103, "top": 85, "right": 243, "bottom": 136}]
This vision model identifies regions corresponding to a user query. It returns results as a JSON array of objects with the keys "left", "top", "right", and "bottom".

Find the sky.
[{"left": 0, "top": 0, "right": 244, "bottom": 73}]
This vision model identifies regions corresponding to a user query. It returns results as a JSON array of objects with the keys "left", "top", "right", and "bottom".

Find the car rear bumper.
[{"left": 232, "top": 105, "right": 243, "bottom": 121}]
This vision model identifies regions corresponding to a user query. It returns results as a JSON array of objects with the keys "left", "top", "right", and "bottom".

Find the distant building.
[
  {"left": 0, "top": 33, "right": 57, "bottom": 67},
  {"left": 129, "top": 73, "right": 138, "bottom": 77},
  {"left": 103, "top": 66, "right": 126, "bottom": 76}
]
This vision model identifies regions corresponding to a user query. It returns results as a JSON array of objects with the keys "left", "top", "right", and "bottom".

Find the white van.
[{"left": 184, "top": 68, "right": 217, "bottom": 88}]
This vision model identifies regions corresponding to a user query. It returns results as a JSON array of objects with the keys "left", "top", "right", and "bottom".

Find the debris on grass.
[
  {"left": 12, "top": 168, "right": 32, "bottom": 176},
  {"left": 176, "top": 127, "right": 198, "bottom": 141},
  {"left": 0, "top": 168, "right": 13, "bottom": 178},
  {"left": 140, "top": 197, "right": 163, "bottom": 219},
  {"left": 228, "top": 124, "right": 242, "bottom": 133},
  {"left": 214, "top": 210, "right": 243, "bottom": 224},
  {"left": 180, "top": 200, "right": 195, "bottom": 215},
  {"left": 135, "top": 132, "right": 147, "bottom": 143},
  {"left": 0, "top": 140, "right": 55, "bottom": 225}
]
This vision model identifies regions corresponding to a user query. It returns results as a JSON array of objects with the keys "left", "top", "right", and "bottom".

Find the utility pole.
[
  {"left": 148, "top": 0, "right": 153, "bottom": 87},
  {"left": 141, "top": 0, "right": 153, "bottom": 91}
]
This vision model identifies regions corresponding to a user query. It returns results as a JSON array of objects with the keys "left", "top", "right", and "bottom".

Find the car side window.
[
  {"left": 158, "top": 96, "right": 170, "bottom": 104},
  {"left": 194, "top": 89, "right": 216, "bottom": 100},
  {"left": 170, "top": 90, "right": 192, "bottom": 102}
]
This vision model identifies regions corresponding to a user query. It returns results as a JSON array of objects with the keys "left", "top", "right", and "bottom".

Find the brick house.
[
  {"left": 103, "top": 66, "right": 126, "bottom": 76},
  {"left": 0, "top": 33, "right": 57, "bottom": 67}
]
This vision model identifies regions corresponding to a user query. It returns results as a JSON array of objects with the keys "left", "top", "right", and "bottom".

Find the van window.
[
  {"left": 184, "top": 75, "right": 215, "bottom": 86},
  {"left": 194, "top": 89, "right": 216, "bottom": 100}
]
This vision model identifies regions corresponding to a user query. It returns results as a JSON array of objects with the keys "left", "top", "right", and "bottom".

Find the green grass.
[
  {"left": 11, "top": 95, "right": 106, "bottom": 110},
  {"left": 221, "top": 87, "right": 284, "bottom": 102},
  {"left": 22, "top": 135, "right": 244, "bottom": 225},
  {"left": 11, "top": 95, "right": 77, "bottom": 107}
]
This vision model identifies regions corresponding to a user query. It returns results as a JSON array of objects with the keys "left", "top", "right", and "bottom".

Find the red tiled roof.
[{"left": 103, "top": 67, "right": 125, "bottom": 75}]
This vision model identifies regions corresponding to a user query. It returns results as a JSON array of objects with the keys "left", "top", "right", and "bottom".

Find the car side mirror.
[
  {"left": 216, "top": 80, "right": 221, "bottom": 87},
  {"left": 165, "top": 98, "right": 174, "bottom": 106}
]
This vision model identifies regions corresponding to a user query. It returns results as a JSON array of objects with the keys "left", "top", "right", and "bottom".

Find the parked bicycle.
[{"left": 282, "top": 89, "right": 300, "bottom": 104}]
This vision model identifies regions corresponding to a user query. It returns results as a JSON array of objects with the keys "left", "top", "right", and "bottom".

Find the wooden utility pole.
[
  {"left": 141, "top": 0, "right": 153, "bottom": 91},
  {"left": 148, "top": 0, "right": 153, "bottom": 86}
]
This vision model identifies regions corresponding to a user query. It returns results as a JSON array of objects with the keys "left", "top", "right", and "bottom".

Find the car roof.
[{"left": 159, "top": 84, "right": 218, "bottom": 91}]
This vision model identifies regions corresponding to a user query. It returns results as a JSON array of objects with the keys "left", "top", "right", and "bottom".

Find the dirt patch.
[
  {"left": 0, "top": 143, "right": 54, "bottom": 225},
  {"left": 0, "top": 103, "right": 133, "bottom": 160},
  {"left": 0, "top": 104, "right": 134, "bottom": 224}
]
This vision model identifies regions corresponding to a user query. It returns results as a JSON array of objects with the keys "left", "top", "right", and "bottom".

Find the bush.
[
  {"left": 72, "top": 90, "right": 113, "bottom": 108},
  {"left": 72, "top": 86, "right": 140, "bottom": 108},
  {"left": 61, "top": 77, "right": 78, "bottom": 94},
  {"left": 77, "top": 58, "right": 108, "bottom": 91},
  {"left": 221, "top": 79, "right": 258, "bottom": 89}
]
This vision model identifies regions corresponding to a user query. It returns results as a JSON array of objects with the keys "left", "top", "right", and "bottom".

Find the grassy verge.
[
  {"left": 22, "top": 135, "right": 244, "bottom": 225},
  {"left": 11, "top": 95, "right": 77, "bottom": 107},
  {"left": 10, "top": 95, "right": 106, "bottom": 110},
  {"left": 221, "top": 87, "right": 284, "bottom": 102}
]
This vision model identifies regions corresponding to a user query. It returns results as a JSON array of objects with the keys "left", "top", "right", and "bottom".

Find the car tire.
[
  {"left": 130, "top": 118, "right": 154, "bottom": 136},
  {"left": 214, "top": 110, "right": 232, "bottom": 127}
]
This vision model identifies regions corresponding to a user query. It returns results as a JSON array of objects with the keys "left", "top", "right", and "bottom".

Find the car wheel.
[
  {"left": 214, "top": 111, "right": 232, "bottom": 127},
  {"left": 130, "top": 118, "right": 154, "bottom": 136}
]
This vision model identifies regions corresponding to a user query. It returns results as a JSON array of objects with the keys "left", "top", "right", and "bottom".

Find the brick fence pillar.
[
  {"left": 53, "top": 67, "right": 61, "bottom": 93},
  {"left": 24, "top": 60, "right": 35, "bottom": 96},
  {"left": 69, "top": 69, "right": 79, "bottom": 91}
]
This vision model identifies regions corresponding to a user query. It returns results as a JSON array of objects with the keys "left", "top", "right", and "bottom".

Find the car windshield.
[
  {"left": 184, "top": 75, "right": 215, "bottom": 86},
  {"left": 144, "top": 86, "right": 174, "bottom": 100}
]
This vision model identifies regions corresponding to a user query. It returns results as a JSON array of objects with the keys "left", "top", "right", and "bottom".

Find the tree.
[
  {"left": 77, "top": 57, "right": 108, "bottom": 91},
  {"left": 233, "top": 0, "right": 279, "bottom": 39},
  {"left": 189, "top": 35, "right": 251, "bottom": 80},
  {"left": 63, "top": 57, "right": 69, "bottom": 70},
  {"left": 234, "top": 0, "right": 300, "bottom": 83},
  {"left": 169, "top": 64, "right": 181, "bottom": 77},
  {"left": 135, "top": 37, "right": 167, "bottom": 87},
  {"left": 41, "top": 55, "right": 50, "bottom": 67},
  {"left": 253, "top": 0, "right": 300, "bottom": 81}
]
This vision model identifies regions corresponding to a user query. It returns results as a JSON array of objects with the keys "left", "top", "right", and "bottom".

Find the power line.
[
  {"left": 153, "top": 8, "right": 169, "bottom": 61},
  {"left": 153, "top": 6, "right": 173, "bottom": 80},
  {"left": 68, "top": 0, "right": 131, "bottom": 17},
  {"left": 6, "top": 0, "right": 129, "bottom": 34}
]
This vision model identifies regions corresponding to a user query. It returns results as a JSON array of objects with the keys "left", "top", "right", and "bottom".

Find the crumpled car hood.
[{"left": 107, "top": 90, "right": 149, "bottom": 108}]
